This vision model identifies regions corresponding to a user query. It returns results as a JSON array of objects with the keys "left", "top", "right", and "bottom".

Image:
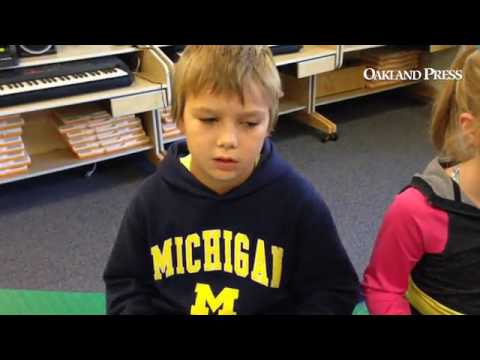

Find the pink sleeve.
[{"left": 362, "top": 187, "right": 448, "bottom": 315}]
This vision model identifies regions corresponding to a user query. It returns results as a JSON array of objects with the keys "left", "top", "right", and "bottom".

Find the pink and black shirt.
[{"left": 362, "top": 158, "right": 480, "bottom": 315}]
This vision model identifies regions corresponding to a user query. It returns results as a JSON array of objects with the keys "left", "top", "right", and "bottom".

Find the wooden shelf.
[
  {"left": 342, "top": 45, "right": 385, "bottom": 53},
  {"left": 163, "top": 135, "right": 185, "bottom": 144},
  {"left": 0, "top": 76, "right": 166, "bottom": 117},
  {"left": 0, "top": 145, "right": 153, "bottom": 185},
  {"left": 274, "top": 45, "right": 337, "bottom": 67},
  {"left": 279, "top": 100, "right": 307, "bottom": 115},
  {"left": 0, "top": 45, "right": 139, "bottom": 71},
  {"left": 0, "top": 46, "right": 170, "bottom": 185},
  {"left": 315, "top": 80, "right": 422, "bottom": 106}
]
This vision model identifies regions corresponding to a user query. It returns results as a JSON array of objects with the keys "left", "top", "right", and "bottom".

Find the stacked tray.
[
  {"left": 0, "top": 114, "right": 31, "bottom": 178},
  {"left": 54, "top": 105, "right": 151, "bottom": 159},
  {"left": 161, "top": 108, "right": 182, "bottom": 141}
]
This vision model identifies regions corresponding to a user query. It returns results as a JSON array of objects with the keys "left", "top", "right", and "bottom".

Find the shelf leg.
[
  {"left": 85, "top": 163, "right": 98, "bottom": 178},
  {"left": 294, "top": 110, "right": 338, "bottom": 136},
  {"left": 147, "top": 149, "right": 165, "bottom": 167}
]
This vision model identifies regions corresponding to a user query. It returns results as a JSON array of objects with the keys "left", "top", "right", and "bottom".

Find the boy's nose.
[{"left": 217, "top": 125, "right": 239, "bottom": 149}]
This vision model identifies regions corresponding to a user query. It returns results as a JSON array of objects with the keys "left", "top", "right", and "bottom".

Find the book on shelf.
[
  {"left": 0, "top": 116, "right": 24, "bottom": 131},
  {"left": 161, "top": 111, "right": 175, "bottom": 124},
  {"left": 57, "top": 114, "right": 135, "bottom": 134},
  {"left": 68, "top": 124, "right": 144, "bottom": 146},
  {"left": 54, "top": 105, "right": 152, "bottom": 160},
  {"left": 71, "top": 130, "right": 146, "bottom": 153},
  {"left": 0, "top": 136, "right": 24, "bottom": 147},
  {"left": 0, "top": 140, "right": 24, "bottom": 154},
  {"left": 0, "top": 165, "right": 28, "bottom": 178},
  {"left": 53, "top": 103, "right": 110, "bottom": 126},
  {"left": 0, "top": 127, "right": 22, "bottom": 139},
  {"left": 162, "top": 122, "right": 177, "bottom": 132},
  {"left": 0, "top": 154, "right": 31, "bottom": 171},
  {"left": 0, "top": 114, "right": 22, "bottom": 121},
  {"left": 0, "top": 150, "right": 27, "bottom": 162},
  {"left": 75, "top": 136, "right": 150, "bottom": 159},
  {"left": 163, "top": 128, "right": 182, "bottom": 139},
  {"left": 63, "top": 117, "right": 141, "bottom": 139}
]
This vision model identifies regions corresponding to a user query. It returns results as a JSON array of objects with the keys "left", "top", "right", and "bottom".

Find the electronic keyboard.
[
  {"left": 0, "top": 56, "right": 134, "bottom": 107},
  {"left": 268, "top": 45, "right": 303, "bottom": 56}
]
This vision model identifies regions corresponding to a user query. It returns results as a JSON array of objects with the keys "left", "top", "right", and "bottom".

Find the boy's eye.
[
  {"left": 244, "top": 122, "right": 259, "bottom": 128},
  {"left": 199, "top": 117, "right": 217, "bottom": 123}
]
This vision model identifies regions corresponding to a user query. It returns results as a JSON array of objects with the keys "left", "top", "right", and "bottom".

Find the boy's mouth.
[
  {"left": 213, "top": 157, "right": 239, "bottom": 171},
  {"left": 213, "top": 157, "right": 238, "bottom": 163}
]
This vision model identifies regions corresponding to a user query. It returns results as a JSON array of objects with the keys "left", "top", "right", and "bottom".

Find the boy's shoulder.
[
  {"left": 281, "top": 164, "right": 317, "bottom": 193},
  {"left": 129, "top": 167, "right": 170, "bottom": 206},
  {"left": 267, "top": 156, "right": 325, "bottom": 205}
]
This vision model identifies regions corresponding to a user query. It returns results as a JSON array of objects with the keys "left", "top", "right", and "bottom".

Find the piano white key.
[{"left": 0, "top": 67, "right": 129, "bottom": 97}]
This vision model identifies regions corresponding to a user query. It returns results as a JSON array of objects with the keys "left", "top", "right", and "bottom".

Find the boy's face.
[{"left": 179, "top": 81, "right": 271, "bottom": 195}]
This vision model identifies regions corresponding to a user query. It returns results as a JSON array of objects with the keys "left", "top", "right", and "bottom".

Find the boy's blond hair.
[
  {"left": 432, "top": 45, "right": 480, "bottom": 162},
  {"left": 172, "top": 46, "right": 283, "bottom": 132}
]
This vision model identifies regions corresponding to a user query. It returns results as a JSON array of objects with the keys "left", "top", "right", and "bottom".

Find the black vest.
[{"left": 407, "top": 177, "right": 480, "bottom": 314}]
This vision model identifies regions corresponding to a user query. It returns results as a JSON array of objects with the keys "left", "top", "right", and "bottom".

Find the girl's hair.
[
  {"left": 432, "top": 45, "right": 480, "bottom": 162},
  {"left": 171, "top": 46, "right": 283, "bottom": 132}
]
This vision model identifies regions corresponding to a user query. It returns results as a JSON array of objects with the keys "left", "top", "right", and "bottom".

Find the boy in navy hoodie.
[{"left": 103, "top": 46, "right": 359, "bottom": 315}]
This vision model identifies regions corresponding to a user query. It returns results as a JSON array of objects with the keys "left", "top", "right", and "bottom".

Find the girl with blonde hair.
[{"left": 362, "top": 45, "right": 480, "bottom": 315}]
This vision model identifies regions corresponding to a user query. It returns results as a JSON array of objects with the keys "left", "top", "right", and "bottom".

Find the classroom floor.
[{"left": 0, "top": 90, "right": 434, "bottom": 292}]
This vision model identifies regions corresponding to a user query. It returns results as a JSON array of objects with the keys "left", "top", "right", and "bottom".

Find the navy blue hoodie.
[{"left": 103, "top": 138, "right": 359, "bottom": 314}]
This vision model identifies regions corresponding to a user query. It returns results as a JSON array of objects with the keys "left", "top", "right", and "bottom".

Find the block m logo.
[{"left": 190, "top": 283, "right": 239, "bottom": 315}]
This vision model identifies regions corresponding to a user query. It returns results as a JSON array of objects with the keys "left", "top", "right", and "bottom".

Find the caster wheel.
[
  {"left": 330, "top": 133, "right": 338, "bottom": 141},
  {"left": 321, "top": 135, "right": 329, "bottom": 143}
]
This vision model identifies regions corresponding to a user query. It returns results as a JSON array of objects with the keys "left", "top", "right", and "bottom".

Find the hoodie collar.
[{"left": 158, "top": 138, "right": 290, "bottom": 201}]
